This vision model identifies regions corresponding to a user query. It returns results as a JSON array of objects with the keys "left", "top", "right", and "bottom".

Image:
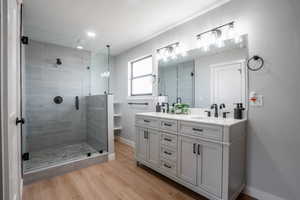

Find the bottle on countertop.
[
  {"left": 156, "top": 102, "right": 161, "bottom": 112},
  {"left": 234, "top": 103, "right": 245, "bottom": 119}
]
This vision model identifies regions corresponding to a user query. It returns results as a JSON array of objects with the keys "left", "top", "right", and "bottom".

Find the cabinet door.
[
  {"left": 136, "top": 127, "right": 148, "bottom": 161},
  {"left": 197, "top": 141, "right": 222, "bottom": 197},
  {"left": 178, "top": 136, "right": 197, "bottom": 185},
  {"left": 147, "top": 129, "right": 160, "bottom": 167}
]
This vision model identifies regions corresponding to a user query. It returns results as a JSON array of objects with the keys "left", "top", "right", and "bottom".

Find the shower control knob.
[
  {"left": 16, "top": 117, "right": 25, "bottom": 125},
  {"left": 54, "top": 96, "right": 63, "bottom": 104}
]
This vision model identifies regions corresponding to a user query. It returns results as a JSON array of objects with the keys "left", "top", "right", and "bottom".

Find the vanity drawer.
[
  {"left": 161, "top": 146, "right": 177, "bottom": 162},
  {"left": 161, "top": 133, "right": 177, "bottom": 149},
  {"left": 179, "top": 122, "right": 223, "bottom": 140},
  {"left": 136, "top": 117, "right": 159, "bottom": 128},
  {"left": 161, "top": 159, "right": 177, "bottom": 175},
  {"left": 160, "top": 119, "right": 178, "bottom": 132}
]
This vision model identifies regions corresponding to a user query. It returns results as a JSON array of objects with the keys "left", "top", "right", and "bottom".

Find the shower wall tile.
[
  {"left": 86, "top": 95, "right": 108, "bottom": 152},
  {"left": 24, "top": 40, "right": 91, "bottom": 152}
]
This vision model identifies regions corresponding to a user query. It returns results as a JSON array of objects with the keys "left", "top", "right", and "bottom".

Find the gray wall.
[
  {"left": 86, "top": 95, "right": 108, "bottom": 152},
  {"left": 112, "top": 0, "right": 300, "bottom": 199},
  {"left": 24, "top": 40, "right": 91, "bottom": 152}
]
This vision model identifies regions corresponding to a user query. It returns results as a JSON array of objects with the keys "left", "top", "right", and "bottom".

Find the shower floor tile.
[{"left": 24, "top": 142, "right": 102, "bottom": 172}]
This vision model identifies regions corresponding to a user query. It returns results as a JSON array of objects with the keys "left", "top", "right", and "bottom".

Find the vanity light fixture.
[
  {"left": 196, "top": 21, "right": 242, "bottom": 51},
  {"left": 157, "top": 42, "right": 187, "bottom": 62}
]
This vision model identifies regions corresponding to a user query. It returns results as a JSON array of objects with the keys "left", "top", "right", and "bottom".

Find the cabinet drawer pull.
[
  {"left": 164, "top": 138, "right": 172, "bottom": 142},
  {"left": 192, "top": 128, "right": 203, "bottom": 132},
  {"left": 163, "top": 164, "right": 172, "bottom": 169},
  {"left": 193, "top": 143, "right": 196, "bottom": 154},
  {"left": 164, "top": 151, "right": 172, "bottom": 155},
  {"left": 197, "top": 144, "right": 201, "bottom": 155},
  {"left": 163, "top": 123, "right": 172, "bottom": 127},
  {"left": 144, "top": 120, "right": 150, "bottom": 123}
]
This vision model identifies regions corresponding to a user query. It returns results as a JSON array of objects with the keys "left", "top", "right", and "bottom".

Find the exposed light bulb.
[
  {"left": 157, "top": 50, "right": 162, "bottom": 60},
  {"left": 214, "top": 30, "right": 224, "bottom": 48},
  {"left": 234, "top": 35, "right": 243, "bottom": 44},
  {"left": 77, "top": 45, "right": 83, "bottom": 50},
  {"left": 171, "top": 51, "right": 177, "bottom": 59},
  {"left": 174, "top": 45, "right": 180, "bottom": 55},
  {"left": 101, "top": 71, "right": 110, "bottom": 78},
  {"left": 197, "top": 38, "right": 202, "bottom": 49},
  {"left": 203, "top": 45, "right": 209, "bottom": 52},
  {"left": 181, "top": 50, "right": 187, "bottom": 57},
  {"left": 202, "top": 33, "right": 211, "bottom": 52},
  {"left": 87, "top": 31, "right": 96, "bottom": 38},
  {"left": 164, "top": 48, "right": 170, "bottom": 59},
  {"left": 227, "top": 24, "right": 235, "bottom": 40},
  {"left": 216, "top": 39, "right": 224, "bottom": 48},
  {"left": 175, "top": 45, "right": 187, "bottom": 57}
]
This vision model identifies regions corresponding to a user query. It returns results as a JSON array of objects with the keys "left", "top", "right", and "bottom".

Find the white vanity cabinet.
[
  {"left": 135, "top": 113, "right": 247, "bottom": 200},
  {"left": 136, "top": 127, "right": 161, "bottom": 168}
]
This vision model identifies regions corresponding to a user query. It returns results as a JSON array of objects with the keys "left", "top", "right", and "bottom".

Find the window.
[{"left": 130, "top": 55, "right": 153, "bottom": 96}]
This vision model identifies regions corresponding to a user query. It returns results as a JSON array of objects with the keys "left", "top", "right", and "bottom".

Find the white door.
[
  {"left": 211, "top": 60, "right": 246, "bottom": 109},
  {"left": 197, "top": 141, "right": 222, "bottom": 197},
  {"left": 136, "top": 127, "right": 148, "bottom": 161},
  {"left": 147, "top": 129, "right": 160, "bottom": 167},
  {"left": 178, "top": 136, "right": 197, "bottom": 185},
  {"left": 1, "top": 0, "right": 22, "bottom": 199}
]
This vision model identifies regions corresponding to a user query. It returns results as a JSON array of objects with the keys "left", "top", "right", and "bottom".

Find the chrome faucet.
[
  {"left": 176, "top": 97, "right": 182, "bottom": 104},
  {"left": 211, "top": 104, "right": 218, "bottom": 118}
]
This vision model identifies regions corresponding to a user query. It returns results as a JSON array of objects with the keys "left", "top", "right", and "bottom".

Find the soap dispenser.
[
  {"left": 156, "top": 102, "right": 161, "bottom": 112},
  {"left": 234, "top": 103, "right": 245, "bottom": 119}
]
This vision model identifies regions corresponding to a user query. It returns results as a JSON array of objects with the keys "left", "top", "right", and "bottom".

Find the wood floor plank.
[{"left": 23, "top": 141, "right": 256, "bottom": 200}]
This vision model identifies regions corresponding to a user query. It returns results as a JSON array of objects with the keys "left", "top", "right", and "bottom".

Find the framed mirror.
[{"left": 157, "top": 38, "right": 248, "bottom": 111}]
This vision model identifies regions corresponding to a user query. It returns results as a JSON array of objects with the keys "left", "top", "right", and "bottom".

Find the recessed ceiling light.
[
  {"left": 87, "top": 31, "right": 96, "bottom": 38},
  {"left": 77, "top": 45, "right": 83, "bottom": 50}
]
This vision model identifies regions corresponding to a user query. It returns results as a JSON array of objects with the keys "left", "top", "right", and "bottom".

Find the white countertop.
[{"left": 136, "top": 112, "right": 247, "bottom": 127}]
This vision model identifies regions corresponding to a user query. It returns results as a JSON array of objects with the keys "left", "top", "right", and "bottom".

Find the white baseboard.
[
  {"left": 244, "top": 186, "right": 286, "bottom": 200},
  {"left": 231, "top": 184, "right": 245, "bottom": 200},
  {"left": 116, "top": 136, "right": 135, "bottom": 148},
  {"left": 108, "top": 153, "right": 116, "bottom": 161}
]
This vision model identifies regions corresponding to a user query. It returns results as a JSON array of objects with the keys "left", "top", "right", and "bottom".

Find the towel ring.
[{"left": 247, "top": 55, "right": 264, "bottom": 71}]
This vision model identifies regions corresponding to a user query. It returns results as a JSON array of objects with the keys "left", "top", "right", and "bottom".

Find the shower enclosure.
[{"left": 22, "top": 41, "right": 110, "bottom": 181}]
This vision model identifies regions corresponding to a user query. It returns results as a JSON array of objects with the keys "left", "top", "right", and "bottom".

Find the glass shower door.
[{"left": 22, "top": 41, "right": 107, "bottom": 173}]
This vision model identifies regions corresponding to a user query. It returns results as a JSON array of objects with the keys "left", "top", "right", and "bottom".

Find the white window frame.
[{"left": 129, "top": 55, "right": 153, "bottom": 97}]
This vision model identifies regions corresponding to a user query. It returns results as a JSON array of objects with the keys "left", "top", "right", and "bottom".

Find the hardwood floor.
[{"left": 23, "top": 141, "right": 255, "bottom": 200}]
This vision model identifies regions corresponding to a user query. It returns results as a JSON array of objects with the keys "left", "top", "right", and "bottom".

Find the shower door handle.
[
  {"left": 75, "top": 96, "right": 79, "bottom": 110},
  {"left": 16, "top": 117, "right": 25, "bottom": 125}
]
